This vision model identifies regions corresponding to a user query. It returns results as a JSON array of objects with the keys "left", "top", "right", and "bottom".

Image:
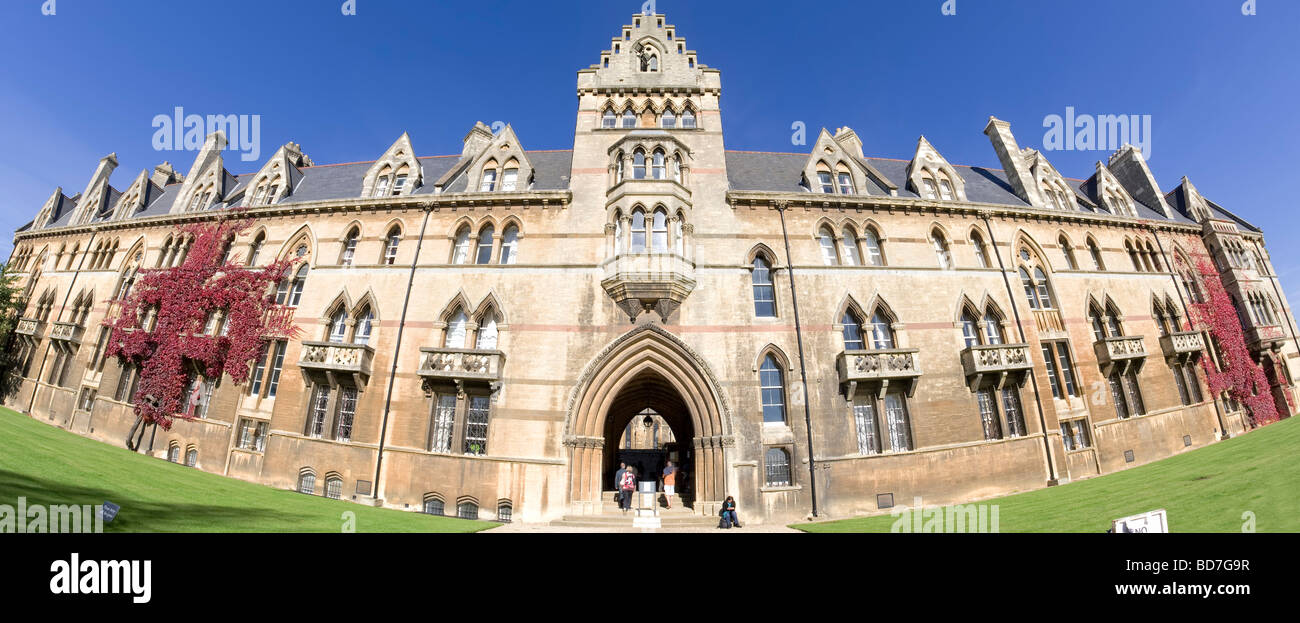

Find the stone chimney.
[
  {"left": 983, "top": 117, "right": 1040, "bottom": 207},
  {"left": 1108, "top": 145, "right": 1171, "bottom": 218},
  {"left": 151, "top": 161, "right": 181, "bottom": 187},
  {"left": 833, "top": 127, "right": 865, "bottom": 159},
  {"left": 462, "top": 122, "right": 495, "bottom": 159}
]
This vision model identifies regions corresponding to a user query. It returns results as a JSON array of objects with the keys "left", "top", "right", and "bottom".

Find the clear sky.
[{"left": 1, "top": 0, "right": 1296, "bottom": 302}]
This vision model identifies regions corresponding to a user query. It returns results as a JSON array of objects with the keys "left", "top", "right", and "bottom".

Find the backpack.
[{"left": 718, "top": 514, "right": 732, "bottom": 529}]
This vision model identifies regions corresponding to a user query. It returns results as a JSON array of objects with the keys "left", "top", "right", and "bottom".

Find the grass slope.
[
  {"left": 0, "top": 408, "right": 493, "bottom": 533},
  {"left": 796, "top": 416, "right": 1300, "bottom": 533}
]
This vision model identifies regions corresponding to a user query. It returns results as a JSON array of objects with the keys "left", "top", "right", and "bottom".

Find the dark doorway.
[{"left": 602, "top": 371, "right": 695, "bottom": 509}]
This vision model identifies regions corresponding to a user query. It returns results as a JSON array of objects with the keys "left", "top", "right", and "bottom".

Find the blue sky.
[{"left": 1, "top": 0, "right": 1297, "bottom": 301}]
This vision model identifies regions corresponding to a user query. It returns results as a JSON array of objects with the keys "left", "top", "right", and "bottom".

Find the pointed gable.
[
  {"left": 800, "top": 128, "right": 876, "bottom": 196},
  {"left": 33, "top": 187, "right": 75, "bottom": 230},
  {"left": 362, "top": 133, "right": 423, "bottom": 199},
  {"left": 1025, "top": 149, "right": 1077, "bottom": 211},
  {"left": 467, "top": 124, "right": 536, "bottom": 193},
  {"left": 172, "top": 132, "right": 231, "bottom": 214},
  {"left": 70, "top": 153, "right": 120, "bottom": 226},
  {"left": 1107, "top": 145, "right": 1172, "bottom": 218},
  {"left": 906, "top": 136, "right": 966, "bottom": 201},
  {"left": 244, "top": 142, "right": 313, "bottom": 207},
  {"left": 1168, "top": 177, "right": 1214, "bottom": 223},
  {"left": 111, "top": 170, "right": 165, "bottom": 221},
  {"left": 1087, "top": 162, "right": 1139, "bottom": 218}
]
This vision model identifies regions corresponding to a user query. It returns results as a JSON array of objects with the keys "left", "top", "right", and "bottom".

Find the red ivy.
[
  {"left": 1181, "top": 252, "right": 1281, "bottom": 426},
  {"left": 106, "top": 212, "right": 300, "bottom": 430}
]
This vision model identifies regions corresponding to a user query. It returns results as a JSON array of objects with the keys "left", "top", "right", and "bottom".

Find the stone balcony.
[
  {"left": 1244, "top": 324, "right": 1286, "bottom": 352},
  {"left": 836, "top": 349, "right": 922, "bottom": 399},
  {"left": 15, "top": 318, "right": 41, "bottom": 338},
  {"left": 601, "top": 252, "right": 697, "bottom": 322},
  {"left": 49, "top": 321, "right": 84, "bottom": 344},
  {"left": 1094, "top": 336, "right": 1148, "bottom": 375},
  {"left": 417, "top": 347, "right": 505, "bottom": 392},
  {"left": 1159, "top": 331, "right": 1206, "bottom": 362},
  {"left": 960, "top": 344, "right": 1034, "bottom": 391},
  {"left": 298, "top": 341, "right": 375, "bottom": 386}
]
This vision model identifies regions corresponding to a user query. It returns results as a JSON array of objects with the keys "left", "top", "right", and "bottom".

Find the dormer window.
[
  {"left": 837, "top": 165, "right": 854, "bottom": 194},
  {"left": 501, "top": 160, "right": 519, "bottom": 191},
  {"left": 251, "top": 185, "right": 267, "bottom": 206},
  {"left": 480, "top": 167, "right": 498, "bottom": 193},
  {"left": 921, "top": 177, "right": 938, "bottom": 199},
  {"left": 392, "top": 174, "right": 408, "bottom": 194},
  {"left": 374, "top": 176, "right": 390, "bottom": 197},
  {"left": 816, "top": 162, "right": 834, "bottom": 194},
  {"left": 939, "top": 178, "right": 955, "bottom": 200},
  {"left": 264, "top": 184, "right": 279, "bottom": 204}
]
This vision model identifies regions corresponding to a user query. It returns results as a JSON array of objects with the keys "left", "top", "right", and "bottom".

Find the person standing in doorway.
[
  {"left": 619, "top": 465, "right": 637, "bottom": 513},
  {"left": 662, "top": 460, "right": 677, "bottom": 509},
  {"left": 615, "top": 462, "right": 629, "bottom": 512}
]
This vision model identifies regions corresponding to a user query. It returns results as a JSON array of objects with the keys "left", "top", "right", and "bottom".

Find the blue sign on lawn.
[{"left": 102, "top": 502, "right": 120, "bottom": 523}]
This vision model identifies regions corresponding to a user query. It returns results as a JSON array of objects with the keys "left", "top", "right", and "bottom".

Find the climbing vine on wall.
[
  {"left": 1180, "top": 253, "right": 1281, "bottom": 426},
  {"left": 106, "top": 213, "right": 300, "bottom": 434}
]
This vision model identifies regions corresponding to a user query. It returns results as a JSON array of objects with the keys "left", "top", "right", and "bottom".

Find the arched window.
[
  {"left": 961, "top": 310, "right": 980, "bottom": 348},
  {"left": 681, "top": 108, "right": 696, "bottom": 129},
  {"left": 613, "top": 211, "right": 625, "bottom": 254},
  {"left": 476, "top": 312, "right": 499, "bottom": 350},
  {"left": 938, "top": 176, "right": 955, "bottom": 200},
  {"left": 298, "top": 471, "right": 316, "bottom": 495},
  {"left": 325, "top": 476, "right": 343, "bottom": 500},
  {"left": 752, "top": 256, "right": 776, "bottom": 318},
  {"left": 354, "top": 306, "right": 374, "bottom": 345},
  {"left": 157, "top": 236, "right": 173, "bottom": 268},
  {"left": 1019, "top": 268, "right": 1039, "bottom": 310},
  {"left": 278, "top": 265, "right": 309, "bottom": 307},
  {"left": 633, "top": 149, "right": 647, "bottom": 180},
  {"left": 423, "top": 497, "right": 445, "bottom": 516},
  {"left": 651, "top": 209, "right": 668, "bottom": 252},
  {"left": 652, "top": 150, "right": 666, "bottom": 180},
  {"left": 500, "top": 225, "right": 519, "bottom": 265},
  {"left": 671, "top": 153, "right": 683, "bottom": 183},
  {"left": 1034, "top": 268, "right": 1054, "bottom": 308},
  {"left": 673, "top": 212, "right": 685, "bottom": 255},
  {"left": 1126, "top": 241, "right": 1143, "bottom": 272},
  {"left": 759, "top": 355, "right": 787, "bottom": 424},
  {"left": 863, "top": 227, "right": 884, "bottom": 266},
  {"left": 842, "top": 311, "right": 865, "bottom": 351},
  {"left": 341, "top": 228, "right": 359, "bottom": 266},
  {"left": 817, "top": 226, "right": 839, "bottom": 266},
  {"left": 662, "top": 109, "right": 676, "bottom": 128},
  {"left": 328, "top": 308, "right": 348, "bottom": 343},
  {"left": 921, "top": 176, "right": 939, "bottom": 199},
  {"left": 931, "top": 230, "right": 953, "bottom": 269},
  {"left": 840, "top": 227, "right": 861, "bottom": 266},
  {"left": 615, "top": 151, "right": 625, "bottom": 184},
  {"left": 248, "top": 232, "right": 265, "bottom": 266},
  {"left": 452, "top": 226, "right": 472, "bottom": 265},
  {"left": 983, "top": 310, "right": 1004, "bottom": 345},
  {"left": 168, "top": 444, "right": 180, "bottom": 463},
  {"left": 630, "top": 209, "right": 647, "bottom": 252},
  {"left": 1087, "top": 239, "right": 1105, "bottom": 271},
  {"left": 457, "top": 502, "right": 479, "bottom": 520},
  {"left": 836, "top": 164, "right": 854, "bottom": 194},
  {"left": 1059, "top": 235, "right": 1078, "bottom": 270},
  {"left": 869, "top": 309, "right": 895, "bottom": 350},
  {"left": 602, "top": 107, "right": 616, "bottom": 129},
  {"left": 446, "top": 309, "right": 469, "bottom": 349},
  {"left": 815, "top": 162, "right": 834, "bottom": 194},
  {"left": 374, "top": 169, "right": 392, "bottom": 198},
  {"left": 480, "top": 161, "right": 499, "bottom": 192},
  {"left": 622, "top": 108, "right": 637, "bottom": 129},
  {"left": 475, "top": 225, "right": 495, "bottom": 265},
  {"left": 501, "top": 163, "right": 519, "bottom": 192},
  {"left": 764, "top": 447, "right": 792, "bottom": 487},
  {"left": 384, "top": 227, "right": 401, "bottom": 265},
  {"left": 970, "top": 231, "right": 989, "bottom": 268}
]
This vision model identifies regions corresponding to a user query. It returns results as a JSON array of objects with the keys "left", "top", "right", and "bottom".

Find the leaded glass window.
[
  {"left": 424, "top": 498, "right": 445, "bottom": 515},
  {"left": 326, "top": 477, "right": 342, "bottom": 500},
  {"left": 266, "top": 341, "right": 287, "bottom": 398},
  {"left": 458, "top": 502, "right": 479, "bottom": 520},
  {"left": 977, "top": 389, "right": 1002, "bottom": 440},
  {"left": 764, "top": 447, "right": 791, "bottom": 487},
  {"left": 299, "top": 472, "right": 315, "bottom": 494},
  {"left": 884, "top": 393, "right": 912, "bottom": 452},
  {"left": 309, "top": 384, "right": 331, "bottom": 438},
  {"left": 854, "top": 398, "right": 880, "bottom": 455},
  {"left": 335, "top": 386, "right": 357, "bottom": 442},
  {"left": 431, "top": 394, "right": 456, "bottom": 453},
  {"left": 464, "top": 396, "right": 490, "bottom": 455},
  {"left": 1001, "top": 387, "right": 1026, "bottom": 437}
]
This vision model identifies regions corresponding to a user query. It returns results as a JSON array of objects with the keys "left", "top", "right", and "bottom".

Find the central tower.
[{"left": 569, "top": 12, "right": 726, "bottom": 323}]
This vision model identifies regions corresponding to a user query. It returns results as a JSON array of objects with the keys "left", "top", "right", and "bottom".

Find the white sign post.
[{"left": 1112, "top": 509, "right": 1169, "bottom": 533}]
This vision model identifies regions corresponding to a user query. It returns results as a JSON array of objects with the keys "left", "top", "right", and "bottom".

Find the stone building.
[{"left": 6, "top": 13, "right": 1297, "bottom": 525}]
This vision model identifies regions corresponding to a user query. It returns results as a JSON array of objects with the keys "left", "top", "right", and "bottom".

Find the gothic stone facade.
[{"left": 7, "top": 14, "right": 1298, "bottom": 525}]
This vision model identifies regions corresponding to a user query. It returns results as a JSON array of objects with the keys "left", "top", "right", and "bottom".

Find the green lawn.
[
  {"left": 796, "top": 416, "right": 1300, "bottom": 533},
  {"left": 0, "top": 407, "right": 493, "bottom": 533}
]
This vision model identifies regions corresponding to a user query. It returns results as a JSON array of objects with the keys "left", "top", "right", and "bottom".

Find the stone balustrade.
[
  {"left": 298, "top": 341, "right": 375, "bottom": 383},
  {"left": 418, "top": 347, "right": 505, "bottom": 384},
  {"left": 49, "top": 321, "right": 83, "bottom": 344},
  {"left": 1159, "top": 331, "right": 1205, "bottom": 360}
]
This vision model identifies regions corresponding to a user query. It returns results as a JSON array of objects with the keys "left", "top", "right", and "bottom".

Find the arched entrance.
[
  {"left": 565, "top": 326, "right": 733, "bottom": 515},
  {"left": 603, "top": 371, "right": 695, "bottom": 507}
]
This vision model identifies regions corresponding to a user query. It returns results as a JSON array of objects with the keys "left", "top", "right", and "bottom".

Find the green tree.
[{"left": 0, "top": 263, "right": 29, "bottom": 398}]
